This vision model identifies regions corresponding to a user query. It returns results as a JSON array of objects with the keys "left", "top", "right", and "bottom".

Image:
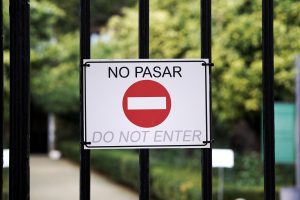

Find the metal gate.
[{"left": 1, "top": 0, "right": 275, "bottom": 199}]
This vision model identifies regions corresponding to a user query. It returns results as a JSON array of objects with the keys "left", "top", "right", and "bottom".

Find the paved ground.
[{"left": 30, "top": 155, "right": 138, "bottom": 200}]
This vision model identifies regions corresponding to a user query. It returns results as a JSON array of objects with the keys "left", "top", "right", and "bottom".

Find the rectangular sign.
[
  {"left": 83, "top": 59, "right": 211, "bottom": 149},
  {"left": 274, "top": 103, "right": 295, "bottom": 164},
  {"left": 212, "top": 149, "right": 234, "bottom": 168}
]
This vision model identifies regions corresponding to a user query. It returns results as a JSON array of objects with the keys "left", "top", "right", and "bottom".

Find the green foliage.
[
  {"left": 58, "top": 142, "right": 139, "bottom": 188},
  {"left": 91, "top": 150, "right": 139, "bottom": 189},
  {"left": 92, "top": 1, "right": 201, "bottom": 59},
  {"left": 211, "top": 0, "right": 300, "bottom": 127},
  {"left": 51, "top": 0, "right": 136, "bottom": 32},
  {"left": 151, "top": 166, "right": 201, "bottom": 200},
  {"left": 3, "top": 0, "right": 135, "bottom": 116},
  {"left": 28, "top": 0, "right": 81, "bottom": 114},
  {"left": 90, "top": 0, "right": 136, "bottom": 29},
  {"left": 3, "top": 169, "right": 9, "bottom": 200},
  {"left": 92, "top": 0, "right": 300, "bottom": 135},
  {"left": 30, "top": 0, "right": 65, "bottom": 45},
  {"left": 5, "top": 0, "right": 299, "bottom": 134},
  {"left": 58, "top": 142, "right": 282, "bottom": 200},
  {"left": 3, "top": 0, "right": 9, "bottom": 49},
  {"left": 2, "top": 0, "right": 79, "bottom": 115},
  {"left": 31, "top": 33, "right": 80, "bottom": 113}
]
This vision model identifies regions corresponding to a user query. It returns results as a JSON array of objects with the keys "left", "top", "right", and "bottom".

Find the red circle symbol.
[{"left": 122, "top": 80, "right": 171, "bottom": 128}]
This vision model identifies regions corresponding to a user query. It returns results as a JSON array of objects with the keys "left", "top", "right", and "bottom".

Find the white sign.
[
  {"left": 3, "top": 149, "right": 9, "bottom": 168},
  {"left": 83, "top": 59, "right": 211, "bottom": 149},
  {"left": 212, "top": 149, "right": 234, "bottom": 168}
]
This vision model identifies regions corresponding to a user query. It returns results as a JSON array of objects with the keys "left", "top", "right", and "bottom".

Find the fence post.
[
  {"left": 201, "top": 0, "right": 212, "bottom": 199},
  {"left": 9, "top": 0, "right": 30, "bottom": 199},
  {"left": 262, "top": 0, "right": 275, "bottom": 199},
  {"left": 80, "top": 0, "right": 91, "bottom": 199},
  {"left": 138, "top": 0, "right": 150, "bottom": 200}
]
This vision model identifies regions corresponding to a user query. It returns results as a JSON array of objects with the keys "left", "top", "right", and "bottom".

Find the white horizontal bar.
[{"left": 128, "top": 97, "right": 166, "bottom": 110}]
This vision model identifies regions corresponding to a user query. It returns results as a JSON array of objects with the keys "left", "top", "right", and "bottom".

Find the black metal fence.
[
  {"left": 1, "top": 0, "right": 275, "bottom": 199},
  {"left": 9, "top": 0, "right": 30, "bottom": 199}
]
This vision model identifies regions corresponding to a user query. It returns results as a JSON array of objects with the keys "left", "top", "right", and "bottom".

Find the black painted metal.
[
  {"left": 9, "top": 0, "right": 30, "bottom": 199},
  {"left": 201, "top": 0, "right": 212, "bottom": 199},
  {"left": 139, "top": 0, "right": 149, "bottom": 59},
  {"left": 80, "top": 0, "right": 91, "bottom": 199},
  {"left": 0, "top": 0, "right": 3, "bottom": 197},
  {"left": 139, "top": 150, "right": 149, "bottom": 200},
  {"left": 262, "top": 0, "right": 275, "bottom": 199},
  {"left": 138, "top": 0, "right": 150, "bottom": 199}
]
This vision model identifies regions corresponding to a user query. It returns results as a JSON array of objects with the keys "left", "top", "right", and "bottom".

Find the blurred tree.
[
  {"left": 3, "top": 0, "right": 137, "bottom": 115},
  {"left": 31, "top": 33, "right": 80, "bottom": 113},
  {"left": 3, "top": 0, "right": 300, "bottom": 144},
  {"left": 29, "top": 1, "right": 79, "bottom": 114},
  {"left": 3, "top": 0, "right": 78, "bottom": 115},
  {"left": 90, "top": 0, "right": 136, "bottom": 31},
  {"left": 3, "top": 0, "right": 66, "bottom": 118},
  {"left": 92, "top": 0, "right": 300, "bottom": 138},
  {"left": 30, "top": 0, "right": 65, "bottom": 45},
  {"left": 51, "top": 0, "right": 136, "bottom": 32}
]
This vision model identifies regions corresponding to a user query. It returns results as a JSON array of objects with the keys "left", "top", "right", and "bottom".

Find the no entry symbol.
[{"left": 122, "top": 80, "right": 171, "bottom": 128}]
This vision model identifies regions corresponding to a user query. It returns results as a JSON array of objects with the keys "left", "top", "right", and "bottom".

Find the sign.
[
  {"left": 274, "top": 103, "right": 295, "bottom": 164},
  {"left": 261, "top": 102, "right": 296, "bottom": 164},
  {"left": 3, "top": 149, "right": 9, "bottom": 168},
  {"left": 212, "top": 149, "right": 234, "bottom": 168},
  {"left": 122, "top": 80, "right": 171, "bottom": 128},
  {"left": 83, "top": 59, "right": 211, "bottom": 149}
]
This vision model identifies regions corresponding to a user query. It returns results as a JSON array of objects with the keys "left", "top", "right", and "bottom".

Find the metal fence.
[{"left": 1, "top": 0, "right": 275, "bottom": 199}]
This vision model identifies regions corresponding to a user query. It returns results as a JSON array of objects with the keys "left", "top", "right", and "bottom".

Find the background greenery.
[
  {"left": 2, "top": 0, "right": 300, "bottom": 199},
  {"left": 58, "top": 141, "right": 286, "bottom": 200},
  {"left": 3, "top": 0, "right": 299, "bottom": 143}
]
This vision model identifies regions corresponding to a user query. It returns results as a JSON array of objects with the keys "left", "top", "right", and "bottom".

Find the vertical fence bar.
[
  {"left": 9, "top": 0, "right": 30, "bottom": 199},
  {"left": 80, "top": 0, "right": 91, "bottom": 199},
  {"left": 262, "top": 0, "right": 275, "bottom": 199},
  {"left": 0, "top": 0, "right": 3, "bottom": 197},
  {"left": 138, "top": 0, "right": 149, "bottom": 200},
  {"left": 201, "top": 0, "right": 212, "bottom": 199},
  {"left": 296, "top": 56, "right": 300, "bottom": 189}
]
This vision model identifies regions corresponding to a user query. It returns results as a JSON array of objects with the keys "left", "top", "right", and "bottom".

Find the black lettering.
[
  {"left": 173, "top": 66, "right": 182, "bottom": 77},
  {"left": 162, "top": 67, "right": 172, "bottom": 77},
  {"left": 135, "top": 66, "right": 143, "bottom": 78},
  {"left": 119, "top": 67, "right": 129, "bottom": 78},
  {"left": 108, "top": 67, "right": 118, "bottom": 78},
  {"left": 153, "top": 66, "right": 162, "bottom": 78},
  {"left": 143, "top": 67, "right": 152, "bottom": 78}
]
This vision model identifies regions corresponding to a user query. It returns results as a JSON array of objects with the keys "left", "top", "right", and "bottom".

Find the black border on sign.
[{"left": 82, "top": 59, "right": 211, "bottom": 149}]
